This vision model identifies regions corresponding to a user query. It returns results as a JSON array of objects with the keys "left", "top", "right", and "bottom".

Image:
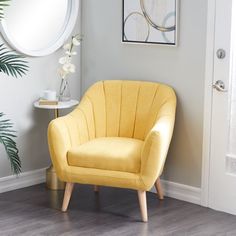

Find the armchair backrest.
[{"left": 76, "top": 80, "right": 176, "bottom": 141}]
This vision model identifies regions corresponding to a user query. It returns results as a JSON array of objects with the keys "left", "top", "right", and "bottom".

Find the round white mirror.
[{"left": 0, "top": 0, "right": 79, "bottom": 57}]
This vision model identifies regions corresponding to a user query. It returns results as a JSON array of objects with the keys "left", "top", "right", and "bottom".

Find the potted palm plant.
[{"left": 0, "top": 0, "right": 28, "bottom": 174}]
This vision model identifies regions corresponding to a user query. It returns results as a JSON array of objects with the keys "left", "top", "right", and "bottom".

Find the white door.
[{"left": 208, "top": 0, "right": 236, "bottom": 214}]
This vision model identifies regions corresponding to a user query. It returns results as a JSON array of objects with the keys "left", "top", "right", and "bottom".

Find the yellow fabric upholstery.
[
  {"left": 48, "top": 80, "right": 176, "bottom": 191},
  {"left": 68, "top": 137, "right": 143, "bottom": 173}
]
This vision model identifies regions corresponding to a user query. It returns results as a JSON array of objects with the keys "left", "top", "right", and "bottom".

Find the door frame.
[{"left": 201, "top": 0, "right": 217, "bottom": 207}]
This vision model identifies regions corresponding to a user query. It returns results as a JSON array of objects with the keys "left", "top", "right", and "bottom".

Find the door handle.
[{"left": 213, "top": 80, "right": 228, "bottom": 92}]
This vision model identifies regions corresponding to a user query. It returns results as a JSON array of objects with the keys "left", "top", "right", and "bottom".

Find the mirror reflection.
[{"left": 3, "top": 0, "right": 70, "bottom": 52}]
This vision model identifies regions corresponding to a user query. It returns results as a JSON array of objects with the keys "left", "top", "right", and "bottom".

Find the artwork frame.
[{"left": 122, "top": 0, "right": 179, "bottom": 46}]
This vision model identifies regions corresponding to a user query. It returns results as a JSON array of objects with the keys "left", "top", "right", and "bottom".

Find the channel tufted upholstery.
[{"left": 48, "top": 80, "right": 176, "bottom": 221}]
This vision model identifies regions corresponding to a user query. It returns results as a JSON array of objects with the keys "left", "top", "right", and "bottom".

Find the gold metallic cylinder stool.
[{"left": 46, "top": 165, "right": 65, "bottom": 190}]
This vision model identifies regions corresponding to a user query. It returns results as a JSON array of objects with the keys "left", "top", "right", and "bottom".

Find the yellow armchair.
[{"left": 48, "top": 80, "right": 176, "bottom": 222}]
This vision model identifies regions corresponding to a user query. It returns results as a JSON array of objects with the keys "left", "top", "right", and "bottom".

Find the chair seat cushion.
[{"left": 67, "top": 137, "right": 144, "bottom": 173}]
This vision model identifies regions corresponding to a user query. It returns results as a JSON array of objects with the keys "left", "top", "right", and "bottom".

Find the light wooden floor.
[{"left": 0, "top": 184, "right": 236, "bottom": 236}]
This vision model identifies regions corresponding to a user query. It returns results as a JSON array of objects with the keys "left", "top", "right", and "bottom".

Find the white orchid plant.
[{"left": 58, "top": 34, "right": 82, "bottom": 80}]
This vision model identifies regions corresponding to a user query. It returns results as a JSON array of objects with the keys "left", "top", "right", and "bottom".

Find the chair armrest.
[
  {"left": 48, "top": 116, "right": 72, "bottom": 179},
  {"left": 48, "top": 102, "right": 93, "bottom": 180},
  {"left": 140, "top": 101, "right": 176, "bottom": 190}
]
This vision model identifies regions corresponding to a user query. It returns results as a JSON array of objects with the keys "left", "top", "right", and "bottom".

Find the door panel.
[{"left": 209, "top": 0, "right": 236, "bottom": 214}]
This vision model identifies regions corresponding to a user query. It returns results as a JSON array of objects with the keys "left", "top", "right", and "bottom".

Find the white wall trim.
[
  {"left": 201, "top": 0, "right": 216, "bottom": 207},
  {"left": 151, "top": 180, "right": 201, "bottom": 205},
  {"left": 0, "top": 168, "right": 46, "bottom": 193},
  {"left": 0, "top": 169, "right": 201, "bottom": 205}
]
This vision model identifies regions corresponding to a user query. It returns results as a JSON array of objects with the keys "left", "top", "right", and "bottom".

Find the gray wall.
[
  {"left": 0, "top": 13, "right": 81, "bottom": 178},
  {"left": 81, "top": 0, "right": 207, "bottom": 187}
]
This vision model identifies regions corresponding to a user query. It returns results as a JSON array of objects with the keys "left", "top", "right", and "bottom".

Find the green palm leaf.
[
  {"left": 0, "top": 0, "right": 9, "bottom": 19},
  {"left": 0, "top": 113, "right": 21, "bottom": 174},
  {"left": 0, "top": 44, "right": 28, "bottom": 78},
  {"left": 0, "top": 0, "right": 28, "bottom": 174}
]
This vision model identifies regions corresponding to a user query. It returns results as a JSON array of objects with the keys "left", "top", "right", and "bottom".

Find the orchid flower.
[
  {"left": 58, "top": 34, "right": 82, "bottom": 80},
  {"left": 63, "top": 63, "right": 76, "bottom": 73}
]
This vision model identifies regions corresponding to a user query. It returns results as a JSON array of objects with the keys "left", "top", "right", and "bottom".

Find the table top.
[{"left": 34, "top": 99, "right": 79, "bottom": 110}]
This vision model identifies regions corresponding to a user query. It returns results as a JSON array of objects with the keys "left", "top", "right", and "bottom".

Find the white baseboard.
[
  {"left": 0, "top": 168, "right": 46, "bottom": 193},
  {"left": 151, "top": 179, "right": 201, "bottom": 205},
  {"left": 0, "top": 170, "right": 201, "bottom": 205}
]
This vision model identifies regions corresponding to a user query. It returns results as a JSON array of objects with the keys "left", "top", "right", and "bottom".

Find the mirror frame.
[{"left": 0, "top": 0, "right": 79, "bottom": 57}]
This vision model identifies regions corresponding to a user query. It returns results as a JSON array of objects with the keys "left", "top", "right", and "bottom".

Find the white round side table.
[{"left": 34, "top": 99, "right": 79, "bottom": 190}]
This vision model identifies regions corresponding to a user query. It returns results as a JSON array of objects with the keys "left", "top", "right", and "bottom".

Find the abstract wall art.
[{"left": 122, "top": 0, "right": 178, "bottom": 45}]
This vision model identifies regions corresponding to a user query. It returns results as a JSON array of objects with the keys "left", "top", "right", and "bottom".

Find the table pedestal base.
[{"left": 46, "top": 165, "right": 65, "bottom": 190}]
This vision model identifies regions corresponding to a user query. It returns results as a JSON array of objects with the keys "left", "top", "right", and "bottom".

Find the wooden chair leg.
[
  {"left": 137, "top": 190, "right": 148, "bottom": 222},
  {"left": 61, "top": 182, "right": 74, "bottom": 212},
  {"left": 94, "top": 185, "right": 99, "bottom": 193},
  {"left": 155, "top": 178, "right": 164, "bottom": 200}
]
